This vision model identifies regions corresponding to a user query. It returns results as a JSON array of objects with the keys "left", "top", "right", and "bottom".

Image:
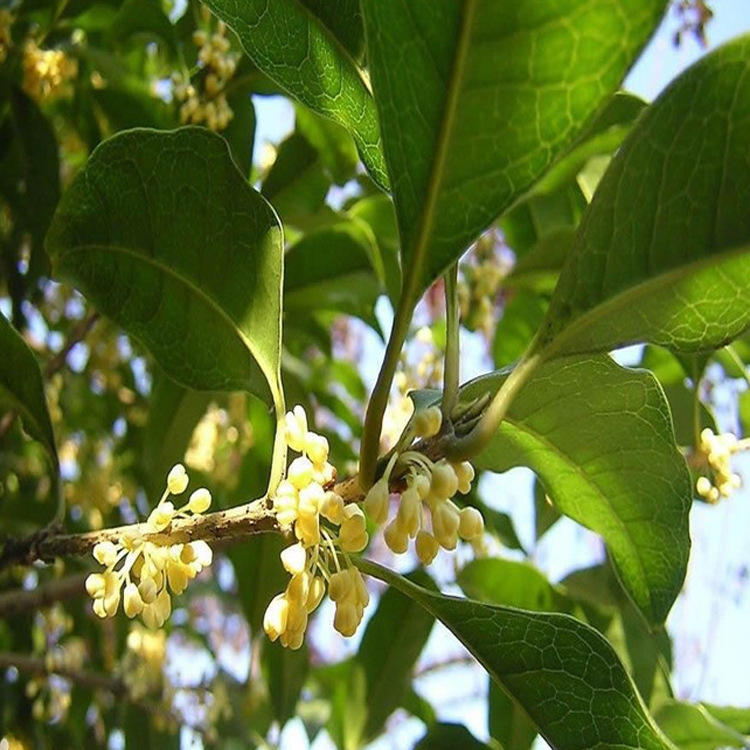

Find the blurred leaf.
[
  {"left": 0, "top": 313, "right": 58, "bottom": 472},
  {"left": 699, "top": 705, "right": 750, "bottom": 736},
  {"left": 654, "top": 701, "right": 749, "bottom": 750},
  {"left": 489, "top": 683, "right": 537, "bottom": 750},
  {"left": 348, "top": 193, "right": 402, "bottom": 304},
  {"left": 284, "top": 220, "right": 384, "bottom": 332},
  {"left": 415, "top": 722, "right": 493, "bottom": 750},
  {"left": 357, "top": 568, "right": 436, "bottom": 739},
  {"left": 458, "top": 558, "right": 566, "bottom": 613},
  {"left": 0, "top": 87, "right": 60, "bottom": 279},
  {"left": 136, "top": 373, "right": 211, "bottom": 497},
  {"left": 505, "top": 229, "right": 575, "bottom": 294},
  {"left": 314, "top": 659, "right": 367, "bottom": 750},
  {"left": 362, "top": 0, "right": 665, "bottom": 300},
  {"left": 361, "top": 560, "right": 676, "bottom": 750},
  {"left": 463, "top": 355, "right": 691, "bottom": 626},
  {"left": 109, "top": 0, "right": 177, "bottom": 54},
  {"left": 534, "top": 478, "right": 560, "bottom": 542},
  {"left": 204, "top": 0, "right": 388, "bottom": 188},
  {"left": 493, "top": 290, "right": 549, "bottom": 368},
  {"left": 221, "top": 84, "right": 257, "bottom": 178},
  {"left": 264, "top": 640, "right": 310, "bottom": 726},
  {"left": 261, "top": 131, "right": 329, "bottom": 225},
  {"left": 539, "top": 37, "right": 750, "bottom": 360},
  {"left": 47, "top": 127, "right": 283, "bottom": 406},
  {"left": 295, "top": 105, "right": 359, "bottom": 184}
]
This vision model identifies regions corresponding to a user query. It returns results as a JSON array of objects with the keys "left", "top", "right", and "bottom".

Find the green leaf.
[
  {"left": 653, "top": 701, "right": 750, "bottom": 750},
  {"left": 362, "top": 0, "right": 665, "bottom": 301},
  {"left": 539, "top": 36, "right": 750, "bottom": 359},
  {"left": 463, "top": 355, "right": 691, "bottom": 625},
  {"left": 261, "top": 131, "right": 330, "bottom": 226},
  {"left": 493, "top": 290, "right": 549, "bottom": 368},
  {"left": 46, "top": 127, "right": 283, "bottom": 407},
  {"left": 203, "top": 0, "right": 388, "bottom": 189},
  {"left": 264, "top": 640, "right": 310, "bottom": 727},
  {"left": 229, "top": 534, "right": 288, "bottom": 635},
  {"left": 109, "top": 0, "right": 178, "bottom": 54},
  {"left": 357, "top": 568, "right": 436, "bottom": 739},
  {"left": 415, "top": 723, "right": 493, "bottom": 750},
  {"left": 359, "top": 560, "right": 676, "bottom": 750},
  {"left": 699, "top": 705, "right": 750, "bottom": 736},
  {"left": 505, "top": 228, "right": 575, "bottom": 294},
  {"left": 0, "top": 87, "right": 61, "bottom": 279},
  {"left": 0, "top": 313, "right": 58, "bottom": 471},
  {"left": 488, "top": 683, "right": 537, "bottom": 750},
  {"left": 534, "top": 478, "right": 561, "bottom": 542},
  {"left": 284, "top": 220, "right": 384, "bottom": 331},
  {"left": 458, "top": 558, "right": 566, "bottom": 613},
  {"left": 347, "top": 194, "right": 402, "bottom": 304}
]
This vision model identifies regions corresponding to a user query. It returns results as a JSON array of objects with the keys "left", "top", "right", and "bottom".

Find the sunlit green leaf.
[
  {"left": 462, "top": 355, "right": 691, "bottom": 625},
  {"left": 654, "top": 701, "right": 749, "bottom": 750},
  {"left": 539, "top": 36, "right": 750, "bottom": 359},
  {"left": 46, "top": 127, "right": 283, "bottom": 407},
  {"left": 360, "top": 560, "right": 676, "bottom": 750},
  {"left": 203, "top": 0, "right": 388, "bottom": 188},
  {"left": 362, "top": 0, "right": 665, "bottom": 301}
]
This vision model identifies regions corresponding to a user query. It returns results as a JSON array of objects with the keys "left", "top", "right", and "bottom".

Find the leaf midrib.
[
  {"left": 401, "top": 0, "right": 477, "bottom": 305},
  {"left": 545, "top": 244, "right": 750, "bottom": 357},
  {"left": 56, "top": 241, "right": 278, "bottom": 393}
]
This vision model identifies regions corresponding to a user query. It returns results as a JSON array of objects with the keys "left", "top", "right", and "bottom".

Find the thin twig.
[
  {"left": 0, "top": 573, "right": 88, "bottom": 618},
  {"left": 0, "top": 652, "right": 128, "bottom": 696}
]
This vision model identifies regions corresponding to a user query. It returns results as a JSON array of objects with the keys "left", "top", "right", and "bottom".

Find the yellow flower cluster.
[
  {"left": 695, "top": 428, "right": 746, "bottom": 502},
  {"left": 174, "top": 20, "right": 237, "bottom": 132},
  {"left": 264, "top": 406, "right": 370, "bottom": 649},
  {"left": 85, "top": 464, "right": 213, "bottom": 628},
  {"left": 22, "top": 38, "right": 77, "bottom": 102},
  {"left": 364, "top": 406, "right": 483, "bottom": 565},
  {"left": 458, "top": 232, "right": 511, "bottom": 336}
]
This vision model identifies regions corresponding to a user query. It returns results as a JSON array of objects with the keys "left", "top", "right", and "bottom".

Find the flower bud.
[
  {"left": 458, "top": 506, "right": 484, "bottom": 541},
  {"left": 430, "top": 461, "right": 458, "bottom": 500},
  {"left": 363, "top": 478, "right": 390, "bottom": 526},
  {"left": 415, "top": 530, "right": 439, "bottom": 565},
  {"left": 167, "top": 463, "right": 189, "bottom": 495},
  {"left": 85, "top": 573, "right": 106, "bottom": 598},
  {"left": 148, "top": 501, "right": 175, "bottom": 532},
  {"left": 280, "top": 543, "right": 307, "bottom": 575},
  {"left": 187, "top": 488, "right": 212, "bottom": 514},
  {"left": 384, "top": 519, "right": 409, "bottom": 554},
  {"left": 93, "top": 541, "right": 119, "bottom": 567},
  {"left": 453, "top": 461, "right": 475, "bottom": 494},
  {"left": 320, "top": 491, "right": 344, "bottom": 524},
  {"left": 413, "top": 406, "right": 442, "bottom": 438},
  {"left": 123, "top": 582, "right": 144, "bottom": 618},
  {"left": 304, "top": 432, "right": 329, "bottom": 468},
  {"left": 284, "top": 405, "right": 308, "bottom": 453}
]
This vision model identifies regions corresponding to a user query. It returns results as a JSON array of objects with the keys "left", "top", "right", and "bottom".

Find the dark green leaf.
[
  {"left": 264, "top": 640, "right": 310, "bottom": 726},
  {"left": 261, "top": 132, "right": 329, "bottom": 225},
  {"left": 463, "top": 355, "right": 691, "bottom": 625},
  {"left": 415, "top": 722, "right": 493, "bottom": 750},
  {"left": 109, "top": 0, "right": 177, "bottom": 54},
  {"left": 539, "top": 36, "right": 750, "bottom": 359},
  {"left": 297, "top": 0, "right": 365, "bottom": 61},
  {"left": 295, "top": 105, "right": 359, "bottom": 184},
  {"left": 362, "top": 0, "right": 665, "bottom": 301},
  {"left": 284, "top": 220, "right": 384, "bottom": 331},
  {"left": 222, "top": 84, "right": 257, "bottom": 178},
  {"left": 0, "top": 313, "right": 58, "bottom": 470},
  {"left": 359, "top": 560, "right": 676, "bottom": 750},
  {"left": 654, "top": 701, "right": 749, "bottom": 750},
  {"left": 46, "top": 127, "right": 283, "bottom": 406},
  {"left": 229, "top": 534, "right": 288, "bottom": 635},
  {"left": 313, "top": 660, "right": 367, "bottom": 750},
  {"left": 505, "top": 229, "right": 575, "bottom": 294},
  {"left": 203, "top": 0, "right": 388, "bottom": 188},
  {"left": 357, "top": 568, "right": 436, "bottom": 739}
]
